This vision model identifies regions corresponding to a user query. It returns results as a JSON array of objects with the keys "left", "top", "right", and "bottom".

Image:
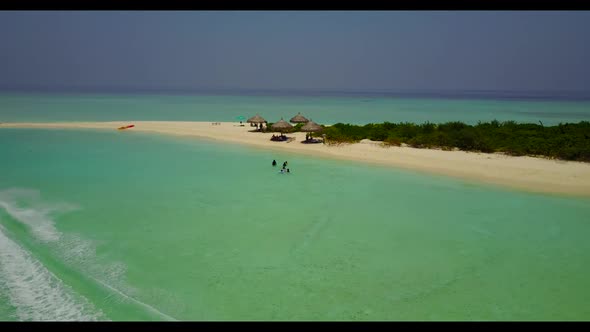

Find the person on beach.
[
  {"left": 272, "top": 160, "right": 277, "bottom": 166},
  {"left": 283, "top": 161, "right": 288, "bottom": 168}
]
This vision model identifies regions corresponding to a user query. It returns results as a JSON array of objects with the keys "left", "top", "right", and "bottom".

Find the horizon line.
[{"left": 2, "top": 86, "right": 590, "bottom": 101}]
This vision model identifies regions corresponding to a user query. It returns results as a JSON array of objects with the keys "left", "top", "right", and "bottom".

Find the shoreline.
[{"left": 3, "top": 121, "right": 590, "bottom": 197}]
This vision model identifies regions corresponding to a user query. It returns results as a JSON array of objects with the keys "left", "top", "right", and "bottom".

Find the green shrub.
[{"left": 319, "top": 120, "right": 590, "bottom": 162}]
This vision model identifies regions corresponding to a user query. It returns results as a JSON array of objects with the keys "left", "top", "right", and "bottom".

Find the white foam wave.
[
  {"left": 0, "top": 225, "right": 106, "bottom": 321},
  {"left": 0, "top": 187, "right": 177, "bottom": 321},
  {"left": 0, "top": 188, "right": 79, "bottom": 243}
]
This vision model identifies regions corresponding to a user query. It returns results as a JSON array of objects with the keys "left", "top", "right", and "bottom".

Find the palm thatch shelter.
[
  {"left": 301, "top": 119, "right": 324, "bottom": 143},
  {"left": 301, "top": 120, "right": 322, "bottom": 133},
  {"left": 270, "top": 118, "right": 293, "bottom": 133},
  {"left": 289, "top": 112, "right": 309, "bottom": 124},
  {"left": 247, "top": 114, "right": 267, "bottom": 123},
  {"left": 247, "top": 114, "right": 267, "bottom": 130}
]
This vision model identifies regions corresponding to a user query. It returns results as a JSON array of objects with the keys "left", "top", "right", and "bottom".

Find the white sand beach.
[{"left": 3, "top": 121, "right": 590, "bottom": 197}]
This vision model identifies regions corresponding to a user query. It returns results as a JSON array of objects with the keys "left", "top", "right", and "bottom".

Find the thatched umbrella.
[
  {"left": 247, "top": 114, "right": 267, "bottom": 124},
  {"left": 270, "top": 118, "right": 293, "bottom": 134},
  {"left": 301, "top": 119, "right": 322, "bottom": 133},
  {"left": 290, "top": 112, "right": 309, "bottom": 124},
  {"left": 301, "top": 119, "right": 323, "bottom": 142},
  {"left": 247, "top": 114, "right": 267, "bottom": 129}
]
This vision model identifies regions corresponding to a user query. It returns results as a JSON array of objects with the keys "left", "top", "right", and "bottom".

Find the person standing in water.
[{"left": 272, "top": 160, "right": 277, "bottom": 166}]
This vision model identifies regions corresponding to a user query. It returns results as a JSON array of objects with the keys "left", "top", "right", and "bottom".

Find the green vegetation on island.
[{"left": 316, "top": 120, "right": 590, "bottom": 162}]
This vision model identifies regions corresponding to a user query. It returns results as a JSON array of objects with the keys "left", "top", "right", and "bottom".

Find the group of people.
[
  {"left": 251, "top": 123, "right": 265, "bottom": 130},
  {"left": 271, "top": 134, "right": 288, "bottom": 141},
  {"left": 272, "top": 159, "right": 290, "bottom": 173}
]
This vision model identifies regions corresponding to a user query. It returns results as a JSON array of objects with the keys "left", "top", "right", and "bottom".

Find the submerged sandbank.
[{"left": 2, "top": 121, "right": 590, "bottom": 197}]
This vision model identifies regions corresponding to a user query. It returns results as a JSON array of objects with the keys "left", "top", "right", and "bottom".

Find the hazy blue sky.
[{"left": 1, "top": 11, "right": 589, "bottom": 93}]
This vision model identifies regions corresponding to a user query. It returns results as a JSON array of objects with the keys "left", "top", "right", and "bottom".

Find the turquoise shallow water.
[
  {"left": 1, "top": 93, "right": 590, "bottom": 125},
  {"left": 1, "top": 128, "right": 590, "bottom": 320}
]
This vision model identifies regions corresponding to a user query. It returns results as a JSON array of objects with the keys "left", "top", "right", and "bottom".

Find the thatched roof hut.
[
  {"left": 289, "top": 112, "right": 309, "bottom": 124},
  {"left": 301, "top": 120, "right": 323, "bottom": 132},
  {"left": 270, "top": 118, "right": 293, "bottom": 132},
  {"left": 247, "top": 114, "right": 267, "bottom": 124}
]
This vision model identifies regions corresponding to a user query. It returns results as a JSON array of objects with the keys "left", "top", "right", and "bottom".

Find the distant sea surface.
[{"left": 1, "top": 89, "right": 590, "bottom": 125}]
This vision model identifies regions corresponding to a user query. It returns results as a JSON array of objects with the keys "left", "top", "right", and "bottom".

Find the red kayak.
[{"left": 117, "top": 125, "right": 135, "bottom": 130}]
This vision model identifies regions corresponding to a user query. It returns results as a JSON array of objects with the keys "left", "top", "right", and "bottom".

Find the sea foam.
[
  {"left": 0, "top": 224, "right": 105, "bottom": 321},
  {"left": 0, "top": 188, "right": 78, "bottom": 243},
  {"left": 0, "top": 187, "right": 176, "bottom": 321}
]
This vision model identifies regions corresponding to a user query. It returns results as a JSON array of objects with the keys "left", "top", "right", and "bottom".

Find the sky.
[{"left": 0, "top": 11, "right": 589, "bottom": 93}]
